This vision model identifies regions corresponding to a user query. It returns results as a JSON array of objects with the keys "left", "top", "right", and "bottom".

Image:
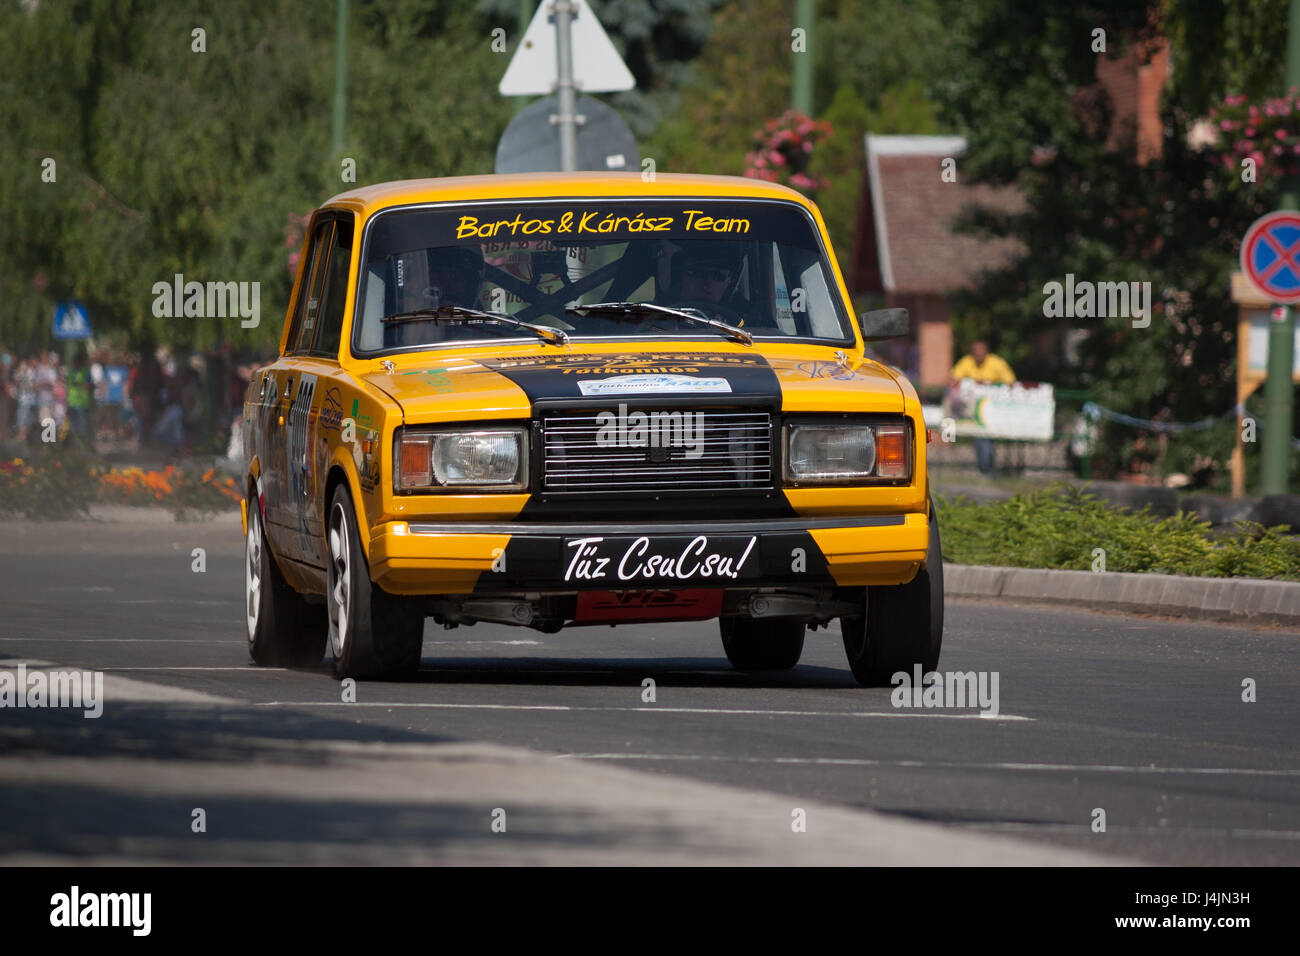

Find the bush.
[
  {"left": 0, "top": 444, "right": 100, "bottom": 519},
  {"left": 936, "top": 484, "right": 1300, "bottom": 580},
  {"left": 0, "top": 448, "right": 241, "bottom": 520}
]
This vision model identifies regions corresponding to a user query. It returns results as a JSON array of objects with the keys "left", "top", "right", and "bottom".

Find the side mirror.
[{"left": 858, "top": 308, "right": 909, "bottom": 340}]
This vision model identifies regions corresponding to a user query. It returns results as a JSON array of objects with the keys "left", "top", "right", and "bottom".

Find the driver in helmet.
[
  {"left": 671, "top": 240, "right": 743, "bottom": 306},
  {"left": 386, "top": 245, "right": 486, "bottom": 347},
  {"left": 650, "top": 240, "right": 752, "bottom": 331},
  {"left": 424, "top": 245, "right": 485, "bottom": 310}
]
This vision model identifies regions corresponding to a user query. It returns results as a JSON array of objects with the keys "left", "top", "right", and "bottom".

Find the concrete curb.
[{"left": 946, "top": 564, "right": 1300, "bottom": 628}]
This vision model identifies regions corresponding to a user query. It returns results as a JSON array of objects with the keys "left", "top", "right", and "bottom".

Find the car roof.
[{"left": 322, "top": 172, "right": 814, "bottom": 219}]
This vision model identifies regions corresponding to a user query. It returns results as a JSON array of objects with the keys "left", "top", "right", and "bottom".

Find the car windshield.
[{"left": 352, "top": 199, "right": 852, "bottom": 353}]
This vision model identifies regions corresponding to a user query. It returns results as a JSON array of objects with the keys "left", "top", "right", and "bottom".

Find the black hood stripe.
[{"left": 478, "top": 352, "right": 781, "bottom": 406}]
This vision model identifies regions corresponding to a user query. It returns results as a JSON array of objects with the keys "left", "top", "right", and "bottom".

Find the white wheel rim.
[
  {"left": 245, "top": 507, "right": 262, "bottom": 643},
  {"left": 328, "top": 502, "right": 350, "bottom": 655}
]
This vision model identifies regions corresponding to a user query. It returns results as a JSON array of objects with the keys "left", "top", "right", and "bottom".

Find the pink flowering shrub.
[
  {"left": 284, "top": 211, "right": 313, "bottom": 277},
  {"left": 743, "top": 110, "right": 832, "bottom": 195},
  {"left": 1208, "top": 89, "right": 1300, "bottom": 181}
]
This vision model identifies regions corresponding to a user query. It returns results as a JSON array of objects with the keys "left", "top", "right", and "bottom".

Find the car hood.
[{"left": 359, "top": 346, "right": 907, "bottom": 421}]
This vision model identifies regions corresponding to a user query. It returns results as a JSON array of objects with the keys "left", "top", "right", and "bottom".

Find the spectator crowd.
[{"left": 0, "top": 343, "right": 255, "bottom": 458}]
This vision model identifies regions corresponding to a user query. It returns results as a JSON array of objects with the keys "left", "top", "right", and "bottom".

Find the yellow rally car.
[{"left": 242, "top": 173, "right": 942, "bottom": 685}]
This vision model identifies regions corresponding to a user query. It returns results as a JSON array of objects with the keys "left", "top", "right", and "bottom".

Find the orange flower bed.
[
  {"left": 97, "top": 465, "right": 243, "bottom": 505},
  {"left": 1, "top": 455, "right": 242, "bottom": 517}
]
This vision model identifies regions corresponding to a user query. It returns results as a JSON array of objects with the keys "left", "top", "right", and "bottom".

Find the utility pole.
[
  {"left": 332, "top": 0, "right": 349, "bottom": 154},
  {"left": 792, "top": 0, "right": 815, "bottom": 114},
  {"left": 516, "top": 0, "right": 533, "bottom": 115},
  {"left": 1262, "top": 0, "right": 1300, "bottom": 493},
  {"left": 554, "top": 0, "right": 578, "bottom": 171}
]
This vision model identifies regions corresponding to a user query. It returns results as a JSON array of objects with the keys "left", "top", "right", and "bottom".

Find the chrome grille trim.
[{"left": 541, "top": 409, "right": 774, "bottom": 493}]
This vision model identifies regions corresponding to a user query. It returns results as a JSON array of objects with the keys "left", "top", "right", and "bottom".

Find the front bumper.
[{"left": 368, "top": 513, "right": 929, "bottom": 595}]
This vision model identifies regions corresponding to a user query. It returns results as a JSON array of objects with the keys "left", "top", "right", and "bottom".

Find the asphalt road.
[{"left": 1, "top": 513, "right": 1297, "bottom": 865}]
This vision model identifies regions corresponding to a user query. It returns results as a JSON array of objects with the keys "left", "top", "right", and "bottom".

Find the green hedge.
[{"left": 935, "top": 485, "right": 1300, "bottom": 581}]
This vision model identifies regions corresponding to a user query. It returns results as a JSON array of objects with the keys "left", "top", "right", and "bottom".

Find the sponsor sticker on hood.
[
  {"left": 576, "top": 374, "right": 732, "bottom": 396},
  {"left": 478, "top": 352, "right": 778, "bottom": 403}
]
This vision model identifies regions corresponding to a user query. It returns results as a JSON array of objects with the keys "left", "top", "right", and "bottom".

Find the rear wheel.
[
  {"left": 841, "top": 500, "right": 944, "bottom": 686},
  {"left": 246, "top": 500, "right": 327, "bottom": 668},
  {"left": 720, "top": 617, "right": 806, "bottom": 671},
  {"left": 327, "top": 484, "right": 424, "bottom": 680}
]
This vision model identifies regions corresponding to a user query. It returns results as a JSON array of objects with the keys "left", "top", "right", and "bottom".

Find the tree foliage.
[
  {"left": 647, "top": 0, "right": 949, "bottom": 266},
  {"left": 1165, "top": 0, "right": 1291, "bottom": 112},
  {"left": 0, "top": 0, "right": 508, "bottom": 352},
  {"left": 937, "top": 0, "right": 1293, "bottom": 486}
]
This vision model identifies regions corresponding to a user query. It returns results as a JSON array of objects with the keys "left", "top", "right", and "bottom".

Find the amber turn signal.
[
  {"left": 398, "top": 436, "right": 432, "bottom": 488},
  {"left": 875, "top": 424, "right": 908, "bottom": 478}
]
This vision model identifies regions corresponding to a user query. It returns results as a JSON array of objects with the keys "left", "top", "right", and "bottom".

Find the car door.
[
  {"left": 265, "top": 216, "right": 333, "bottom": 563},
  {"left": 291, "top": 214, "right": 355, "bottom": 570}
]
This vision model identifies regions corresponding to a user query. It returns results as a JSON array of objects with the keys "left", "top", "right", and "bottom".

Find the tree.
[
  {"left": 648, "top": 0, "right": 950, "bottom": 264},
  {"left": 0, "top": 0, "right": 508, "bottom": 352},
  {"left": 936, "top": 0, "right": 1294, "bottom": 486}
]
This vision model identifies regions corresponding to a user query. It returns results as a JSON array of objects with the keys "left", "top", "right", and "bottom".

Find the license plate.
[
  {"left": 560, "top": 534, "right": 759, "bottom": 587},
  {"left": 575, "top": 589, "right": 723, "bottom": 623}
]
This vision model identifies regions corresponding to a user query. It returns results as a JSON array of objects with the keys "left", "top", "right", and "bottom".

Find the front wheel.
[
  {"left": 841, "top": 500, "right": 944, "bottom": 686},
  {"left": 326, "top": 484, "right": 424, "bottom": 680},
  {"left": 246, "top": 500, "right": 327, "bottom": 668},
  {"left": 720, "top": 617, "right": 806, "bottom": 671}
]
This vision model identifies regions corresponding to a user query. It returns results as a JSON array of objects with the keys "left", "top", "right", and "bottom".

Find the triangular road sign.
[{"left": 499, "top": 0, "right": 635, "bottom": 96}]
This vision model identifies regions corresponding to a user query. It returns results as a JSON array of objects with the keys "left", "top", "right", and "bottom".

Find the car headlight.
[
  {"left": 396, "top": 427, "right": 528, "bottom": 492},
  {"left": 784, "top": 421, "right": 910, "bottom": 484}
]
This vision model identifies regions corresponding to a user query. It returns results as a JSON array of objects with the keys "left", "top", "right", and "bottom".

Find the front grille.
[{"left": 541, "top": 409, "right": 774, "bottom": 493}]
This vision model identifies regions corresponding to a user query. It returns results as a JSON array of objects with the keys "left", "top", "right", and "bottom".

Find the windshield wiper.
[
  {"left": 381, "top": 305, "right": 569, "bottom": 346},
  {"left": 566, "top": 301, "right": 753, "bottom": 346}
]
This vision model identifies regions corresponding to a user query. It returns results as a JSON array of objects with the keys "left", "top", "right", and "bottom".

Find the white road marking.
[
  {"left": 98, "top": 671, "right": 297, "bottom": 676},
  {"left": 107, "top": 600, "right": 233, "bottom": 606},
  {"left": 3, "top": 638, "right": 534, "bottom": 645},
  {"left": 0, "top": 639, "right": 243, "bottom": 644},
  {"left": 0, "top": 659, "right": 234, "bottom": 704},
  {"left": 952, "top": 822, "right": 1300, "bottom": 840},
  {"left": 251, "top": 701, "right": 1030, "bottom": 719},
  {"left": 99, "top": 674, "right": 236, "bottom": 704},
  {"left": 424, "top": 640, "right": 543, "bottom": 646},
  {"left": 556, "top": 753, "right": 1300, "bottom": 776}
]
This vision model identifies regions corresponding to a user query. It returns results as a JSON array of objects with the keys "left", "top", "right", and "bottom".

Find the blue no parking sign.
[{"left": 1241, "top": 211, "right": 1300, "bottom": 304}]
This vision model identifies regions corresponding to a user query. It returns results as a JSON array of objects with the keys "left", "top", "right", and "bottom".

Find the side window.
[
  {"left": 770, "top": 243, "right": 797, "bottom": 334},
  {"left": 286, "top": 219, "right": 334, "bottom": 355},
  {"left": 309, "top": 217, "right": 355, "bottom": 358}
]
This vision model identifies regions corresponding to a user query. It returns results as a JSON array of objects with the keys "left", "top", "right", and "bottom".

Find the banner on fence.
[{"left": 942, "top": 380, "right": 1055, "bottom": 441}]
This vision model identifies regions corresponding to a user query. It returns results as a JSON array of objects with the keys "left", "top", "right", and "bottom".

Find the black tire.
[
  {"left": 841, "top": 499, "right": 944, "bottom": 686},
  {"left": 245, "top": 501, "right": 327, "bottom": 668},
  {"left": 720, "top": 617, "right": 806, "bottom": 670},
  {"left": 326, "top": 484, "right": 424, "bottom": 680}
]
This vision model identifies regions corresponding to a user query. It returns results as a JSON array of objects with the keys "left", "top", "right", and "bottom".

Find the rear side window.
[
  {"left": 286, "top": 219, "right": 333, "bottom": 355},
  {"left": 310, "top": 217, "right": 355, "bottom": 358}
]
